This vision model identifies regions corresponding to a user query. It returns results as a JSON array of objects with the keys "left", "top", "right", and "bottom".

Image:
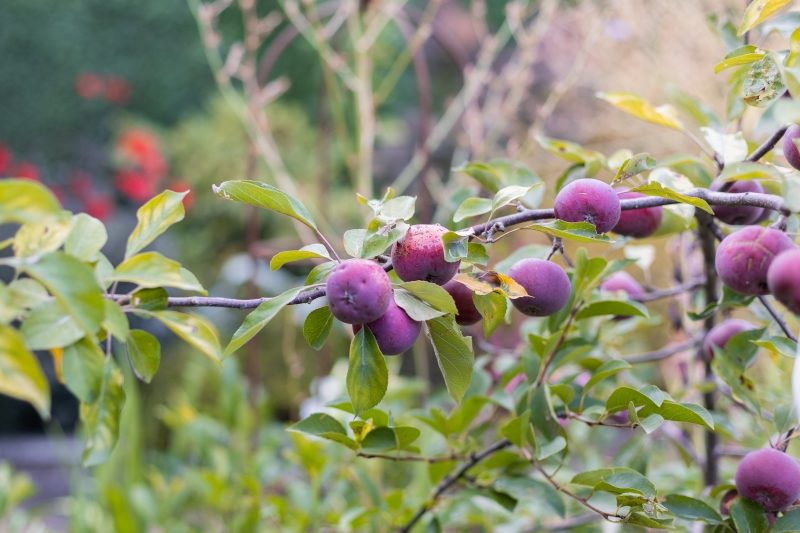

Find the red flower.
[
  {"left": 14, "top": 162, "right": 40, "bottom": 182},
  {"left": 82, "top": 194, "right": 115, "bottom": 221},
  {"left": 115, "top": 169, "right": 157, "bottom": 203},
  {"left": 75, "top": 73, "right": 105, "bottom": 100},
  {"left": 116, "top": 128, "right": 167, "bottom": 180},
  {"left": 105, "top": 76, "right": 131, "bottom": 105},
  {"left": 0, "top": 143, "right": 12, "bottom": 175},
  {"left": 167, "top": 178, "right": 195, "bottom": 210}
]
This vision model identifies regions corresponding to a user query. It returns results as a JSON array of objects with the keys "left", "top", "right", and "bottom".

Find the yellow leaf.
[
  {"left": 452, "top": 271, "right": 528, "bottom": 299},
  {"left": 738, "top": 0, "right": 792, "bottom": 36},
  {"left": 597, "top": 92, "right": 683, "bottom": 130},
  {"left": 50, "top": 348, "right": 64, "bottom": 383}
]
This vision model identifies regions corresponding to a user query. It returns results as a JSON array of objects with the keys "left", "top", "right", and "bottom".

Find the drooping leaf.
[
  {"left": 473, "top": 292, "right": 507, "bottom": 339},
  {"left": 596, "top": 92, "right": 683, "bottom": 130},
  {"left": 21, "top": 300, "right": 84, "bottom": 350},
  {"left": 223, "top": 287, "right": 304, "bottom": 357},
  {"left": 303, "top": 306, "right": 334, "bottom": 351},
  {"left": 149, "top": 311, "right": 222, "bottom": 364},
  {"left": 490, "top": 184, "right": 543, "bottom": 218},
  {"left": 306, "top": 262, "right": 336, "bottom": 286},
  {"left": 212, "top": 180, "right": 317, "bottom": 230},
  {"left": 0, "top": 326, "right": 50, "bottom": 418},
  {"left": 0, "top": 179, "right": 62, "bottom": 225},
  {"left": 346, "top": 327, "right": 388, "bottom": 417},
  {"left": 664, "top": 494, "right": 725, "bottom": 525},
  {"left": 62, "top": 337, "right": 105, "bottom": 404},
  {"left": 125, "top": 190, "right": 187, "bottom": 259},
  {"left": 107, "top": 252, "right": 206, "bottom": 294},
  {"left": 426, "top": 315, "right": 474, "bottom": 404},
  {"left": 576, "top": 300, "right": 648, "bottom": 320},
  {"left": 667, "top": 87, "right": 721, "bottom": 128},
  {"left": 396, "top": 281, "right": 457, "bottom": 314},
  {"left": 494, "top": 477, "right": 565, "bottom": 518},
  {"left": 288, "top": 413, "right": 358, "bottom": 450},
  {"left": 535, "top": 137, "right": 606, "bottom": 176},
  {"left": 24, "top": 252, "right": 105, "bottom": 336},
  {"left": 126, "top": 330, "right": 160, "bottom": 383},
  {"left": 581, "top": 360, "right": 631, "bottom": 400},
  {"left": 393, "top": 289, "right": 449, "bottom": 321},
  {"left": 629, "top": 182, "right": 714, "bottom": 214},
  {"left": 772, "top": 508, "right": 800, "bottom": 532},
  {"left": 500, "top": 410, "right": 532, "bottom": 448},
  {"left": 441, "top": 230, "right": 473, "bottom": 262},
  {"left": 270, "top": 244, "right": 332, "bottom": 271},
  {"left": 65, "top": 213, "right": 108, "bottom": 261},
  {"left": 712, "top": 346, "right": 762, "bottom": 416},
  {"left": 526, "top": 220, "right": 614, "bottom": 244},
  {"left": 80, "top": 360, "right": 126, "bottom": 466}
]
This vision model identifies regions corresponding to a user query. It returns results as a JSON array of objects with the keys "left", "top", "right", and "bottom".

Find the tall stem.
[{"left": 351, "top": 10, "right": 375, "bottom": 198}]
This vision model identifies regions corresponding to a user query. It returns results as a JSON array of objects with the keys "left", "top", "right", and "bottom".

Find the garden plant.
[{"left": 5, "top": 0, "right": 800, "bottom": 531}]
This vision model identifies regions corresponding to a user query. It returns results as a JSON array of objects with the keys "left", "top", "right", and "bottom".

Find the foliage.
[{"left": 3, "top": 0, "right": 800, "bottom": 532}]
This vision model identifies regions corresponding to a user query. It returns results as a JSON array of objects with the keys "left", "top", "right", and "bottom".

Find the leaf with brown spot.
[{"left": 452, "top": 271, "right": 528, "bottom": 299}]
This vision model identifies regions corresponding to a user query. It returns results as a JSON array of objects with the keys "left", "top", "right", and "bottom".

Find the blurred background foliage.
[{"left": 2, "top": 0, "right": 799, "bottom": 530}]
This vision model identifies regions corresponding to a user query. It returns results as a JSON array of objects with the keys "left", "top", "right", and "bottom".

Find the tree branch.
[
  {"left": 758, "top": 296, "right": 798, "bottom": 342},
  {"left": 399, "top": 439, "right": 512, "bottom": 532},
  {"left": 634, "top": 280, "right": 705, "bottom": 302},
  {"left": 531, "top": 461, "right": 626, "bottom": 522},
  {"left": 625, "top": 333, "right": 704, "bottom": 364},
  {"left": 357, "top": 451, "right": 470, "bottom": 463},
  {"left": 747, "top": 124, "right": 789, "bottom": 163}
]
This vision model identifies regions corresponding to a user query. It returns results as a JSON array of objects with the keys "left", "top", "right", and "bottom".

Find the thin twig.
[
  {"left": 717, "top": 124, "right": 791, "bottom": 192},
  {"left": 399, "top": 439, "right": 512, "bottom": 532},
  {"left": 625, "top": 333, "right": 704, "bottom": 364},
  {"left": 758, "top": 296, "right": 798, "bottom": 342},
  {"left": 536, "top": 306, "right": 579, "bottom": 386},
  {"left": 531, "top": 461, "right": 626, "bottom": 522},
  {"left": 634, "top": 280, "right": 705, "bottom": 302},
  {"left": 357, "top": 451, "right": 468, "bottom": 463}
]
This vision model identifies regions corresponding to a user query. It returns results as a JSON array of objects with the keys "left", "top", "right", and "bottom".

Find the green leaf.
[
  {"left": 596, "top": 92, "right": 683, "bottom": 130},
  {"left": 288, "top": 412, "right": 358, "bottom": 450},
  {"left": 537, "top": 436, "right": 567, "bottom": 461},
  {"left": 453, "top": 162, "right": 503, "bottom": 193},
  {"left": 101, "top": 300, "right": 129, "bottom": 342},
  {"left": 393, "top": 289, "right": 448, "bottom": 321},
  {"left": 606, "top": 386, "right": 663, "bottom": 413},
  {"left": 738, "top": 0, "right": 793, "bottom": 35},
  {"left": 0, "top": 326, "right": 50, "bottom": 418},
  {"left": 743, "top": 53, "right": 787, "bottom": 108},
  {"left": 453, "top": 198, "right": 492, "bottom": 222},
  {"left": 638, "top": 401, "right": 715, "bottom": 429},
  {"left": 21, "top": 300, "right": 84, "bottom": 350},
  {"left": 397, "top": 281, "right": 457, "bottom": 314},
  {"left": 426, "top": 314, "right": 474, "bottom": 404},
  {"left": 223, "top": 287, "right": 303, "bottom": 358},
  {"left": 594, "top": 471, "right": 657, "bottom": 498},
  {"left": 667, "top": 87, "right": 721, "bottom": 128},
  {"left": 772, "top": 508, "right": 800, "bottom": 532},
  {"left": 494, "top": 477, "right": 565, "bottom": 518},
  {"left": 107, "top": 252, "right": 206, "bottom": 294},
  {"left": 712, "top": 346, "right": 762, "bottom": 415},
  {"left": 24, "top": 252, "right": 105, "bottom": 336},
  {"left": 526, "top": 220, "right": 614, "bottom": 243},
  {"left": 629, "top": 182, "right": 714, "bottom": 214},
  {"left": 128, "top": 288, "right": 169, "bottom": 311},
  {"left": 490, "top": 184, "right": 543, "bottom": 218},
  {"left": 7, "top": 278, "right": 49, "bottom": 309},
  {"left": 720, "top": 161, "right": 783, "bottom": 182},
  {"left": 306, "top": 262, "right": 336, "bottom": 286},
  {"left": 714, "top": 45, "right": 767, "bottom": 73},
  {"left": 212, "top": 180, "right": 317, "bottom": 230},
  {"left": 773, "top": 403, "right": 797, "bottom": 434},
  {"left": 303, "top": 306, "right": 334, "bottom": 351},
  {"left": 549, "top": 383, "right": 575, "bottom": 405},
  {"left": 625, "top": 514, "right": 673, "bottom": 529},
  {"left": 535, "top": 137, "right": 606, "bottom": 176},
  {"left": 0, "top": 179, "right": 62, "bottom": 225},
  {"left": 664, "top": 494, "right": 725, "bottom": 524},
  {"left": 441, "top": 230, "right": 472, "bottom": 262},
  {"left": 729, "top": 497, "right": 769, "bottom": 533},
  {"left": 473, "top": 292, "right": 507, "bottom": 339},
  {"left": 65, "top": 214, "right": 108, "bottom": 261},
  {"left": 500, "top": 410, "right": 532, "bottom": 448},
  {"left": 270, "top": 244, "right": 332, "bottom": 271},
  {"left": 80, "top": 360, "right": 126, "bottom": 467},
  {"left": 702, "top": 128, "right": 749, "bottom": 166},
  {"left": 582, "top": 360, "right": 631, "bottom": 400},
  {"left": 150, "top": 311, "right": 222, "bottom": 364},
  {"left": 576, "top": 300, "right": 648, "bottom": 320},
  {"left": 381, "top": 196, "right": 416, "bottom": 220},
  {"left": 571, "top": 467, "right": 642, "bottom": 488},
  {"left": 125, "top": 190, "right": 187, "bottom": 259},
  {"left": 347, "top": 327, "right": 388, "bottom": 417},
  {"left": 62, "top": 338, "right": 105, "bottom": 404},
  {"left": 466, "top": 243, "right": 489, "bottom": 265},
  {"left": 612, "top": 153, "right": 657, "bottom": 184},
  {"left": 126, "top": 330, "right": 160, "bottom": 384}
]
